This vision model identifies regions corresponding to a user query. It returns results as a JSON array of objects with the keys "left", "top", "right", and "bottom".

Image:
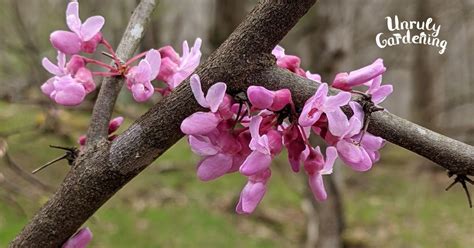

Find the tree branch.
[{"left": 86, "top": 0, "right": 157, "bottom": 146}]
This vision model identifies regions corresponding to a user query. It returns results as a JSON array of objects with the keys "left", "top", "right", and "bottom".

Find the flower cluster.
[
  {"left": 181, "top": 45, "right": 393, "bottom": 214},
  {"left": 41, "top": 0, "right": 201, "bottom": 106}
]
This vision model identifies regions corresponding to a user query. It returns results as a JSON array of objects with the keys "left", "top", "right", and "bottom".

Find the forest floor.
[{"left": 0, "top": 101, "right": 472, "bottom": 248}]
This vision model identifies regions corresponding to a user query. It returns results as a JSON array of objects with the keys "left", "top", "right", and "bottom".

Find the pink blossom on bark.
[{"left": 62, "top": 227, "right": 92, "bottom": 248}]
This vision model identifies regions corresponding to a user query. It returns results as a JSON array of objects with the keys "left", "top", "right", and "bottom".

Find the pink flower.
[
  {"left": 189, "top": 130, "right": 242, "bottom": 181},
  {"left": 365, "top": 75, "right": 393, "bottom": 104},
  {"left": 50, "top": 1, "right": 104, "bottom": 54},
  {"left": 305, "top": 71, "right": 322, "bottom": 82},
  {"left": 62, "top": 227, "right": 92, "bottom": 248},
  {"left": 298, "top": 83, "right": 351, "bottom": 127},
  {"left": 41, "top": 51, "right": 95, "bottom": 106},
  {"left": 180, "top": 74, "right": 227, "bottom": 135},
  {"left": 157, "top": 38, "right": 202, "bottom": 91},
  {"left": 240, "top": 116, "right": 282, "bottom": 176},
  {"left": 247, "top": 86, "right": 292, "bottom": 111},
  {"left": 332, "top": 58, "right": 386, "bottom": 91},
  {"left": 125, "top": 49, "right": 161, "bottom": 102},
  {"left": 236, "top": 168, "right": 271, "bottom": 214},
  {"left": 329, "top": 102, "right": 384, "bottom": 171},
  {"left": 41, "top": 75, "right": 86, "bottom": 106},
  {"left": 303, "top": 146, "right": 338, "bottom": 201},
  {"left": 272, "top": 45, "right": 305, "bottom": 76}
]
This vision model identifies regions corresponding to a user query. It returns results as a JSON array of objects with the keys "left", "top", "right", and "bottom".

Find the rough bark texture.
[{"left": 10, "top": 0, "right": 474, "bottom": 247}]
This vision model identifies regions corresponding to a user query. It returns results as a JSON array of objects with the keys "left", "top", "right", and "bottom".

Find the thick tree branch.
[
  {"left": 10, "top": 0, "right": 316, "bottom": 247},
  {"left": 86, "top": 0, "right": 157, "bottom": 145}
]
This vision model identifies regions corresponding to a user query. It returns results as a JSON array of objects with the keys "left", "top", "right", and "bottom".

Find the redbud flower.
[
  {"left": 157, "top": 38, "right": 202, "bottom": 91},
  {"left": 125, "top": 49, "right": 161, "bottom": 102},
  {"left": 247, "top": 86, "right": 292, "bottom": 111},
  {"left": 303, "top": 146, "right": 338, "bottom": 201},
  {"left": 332, "top": 58, "right": 386, "bottom": 91},
  {"left": 240, "top": 116, "right": 282, "bottom": 176},
  {"left": 62, "top": 227, "right": 92, "bottom": 248},
  {"left": 41, "top": 51, "right": 94, "bottom": 106},
  {"left": 180, "top": 74, "right": 227, "bottom": 135},
  {"left": 272, "top": 45, "right": 306, "bottom": 76},
  {"left": 236, "top": 168, "right": 271, "bottom": 214},
  {"left": 365, "top": 75, "right": 393, "bottom": 104},
  {"left": 298, "top": 83, "right": 351, "bottom": 127},
  {"left": 329, "top": 102, "right": 384, "bottom": 171},
  {"left": 50, "top": 1, "right": 105, "bottom": 54}
]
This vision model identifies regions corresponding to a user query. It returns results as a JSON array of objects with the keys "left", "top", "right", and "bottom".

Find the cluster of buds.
[
  {"left": 41, "top": 0, "right": 202, "bottom": 106},
  {"left": 181, "top": 45, "right": 393, "bottom": 214}
]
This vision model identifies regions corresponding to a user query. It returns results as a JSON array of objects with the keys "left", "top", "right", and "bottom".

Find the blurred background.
[{"left": 0, "top": 0, "right": 473, "bottom": 247}]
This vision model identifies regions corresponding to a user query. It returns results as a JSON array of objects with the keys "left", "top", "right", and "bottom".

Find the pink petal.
[
  {"left": 336, "top": 140, "right": 363, "bottom": 165},
  {"left": 206, "top": 83, "right": 227, "bottom": 112},
  {"left": 41, "top": 77, "right": 56, "bottom": 97},
  {"left": 80, "top": 32, "right": 102, "bottom": 54},
  {"left": 157, "top": 57, "right": 178, "bottom": 82},
  {"left": 271, "top": 45, "right": 285, "bottom": 59},
  {"left": 42, "top": 58, "right": 63, "bottom": 76},
  {"left": 249, "top": 116, "right": 263, "bottom": 141},
  {"left": 308, "top": 173, "right": 327, "bottom": 201},
  {"left": 305, "top": 71, "right": 321, "bottom": 82},
  {"left": 188, "top": 135, "right": 219, "bottom": 156},
  {"left": 145, "top": 49, "right": 161, "bottom": 79},
  {"left": 108, "top": 117, "right": 124, "bottom": 134},
  {"left": 236, "top": 181, "right": 266, "bottom": 214},
  {"left": 371, "top": 84, "right": 393, "bottom": 104},
  {"left": 62, "top": 227, "right": 92, "bottom": 248},
  {"left": 50, "top": 31, "right": 82, "bottom": 55},
  {"left": 180, "top": 112, "right": 220, "bottom": 135},
  {"left": 349, "top": 101, "right": 364, "bottom": 122},
  {"left": 360, "top": 133, "right": 384, "bottom": 151},
  {"left": 131, "top": 81, "right": 154, "bottom": 102},
  {"left": 326, "top": 109, "right": 350, "bottom": 137},
  {"left": 270, "top": 89, "right": 291, "bottom": 111},
  {"left": 325, "top": 92, "right": 351, "bottom": 111},
  {"left": 190, "top": 74, "right": 209, "bottom": 108},
  {"left": 66, "top": 55, "right": 86, "bottom": 75},
  {"left": 196, "top": 153, "right": 233, "bottom": 181},
  {"left": 247, "top": 86, "right": 274, "bottom": 110},
  {"left": 54, "top": 79, "right": 86, "bottom": 106},
  {"left": 66, "top": 1, "right": 81, "bottom": 34},
  {"left": 74, "top": 67, "right": 95, "bottom": 93},
  {"left": 322, "top": 146, "right": 338, "bottom": 174},
  {"left": 80, "top": 16, "right": 105, "bottom": 41},
  {"left": 239, "top": 150, "right": 272, "bottom": 176},
  {"left": 346, "top": 58, "right": 386, "bottom": 86},
  {"left": 159, "top": 45, "right": 180, "bottom": 64}
]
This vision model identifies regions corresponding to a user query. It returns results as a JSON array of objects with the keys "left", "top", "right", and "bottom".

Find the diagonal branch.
[{"left": 86, "top": 0, "right": 157, "bottom": 146}]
